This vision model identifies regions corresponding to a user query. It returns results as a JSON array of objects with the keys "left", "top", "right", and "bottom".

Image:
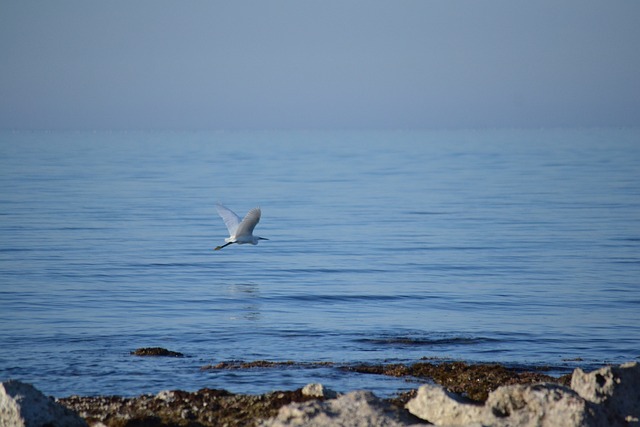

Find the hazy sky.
[{"left": 2, "top": 1, "right": 639, "bottom": 130}]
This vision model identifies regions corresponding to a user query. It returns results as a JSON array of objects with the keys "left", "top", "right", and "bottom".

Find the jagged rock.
[
  {"left": 260, "top": 390, "right": 424, "bottom": 427},
  {"left": 405, "top": 384, "right": 484, "bottom": 426},
  {"left": 301, "top": 383, "right": 338, "bottom": 399},
  {"left": 485, "top": 383, "right": 600, "bottom": 427},
  {"left": 0, "top": 380, "right": 87, "bottom": 427},
  {"left": 571, "top": 361, "right": 640, "bottom": 426},
  {"left": 406, "top": 382, "right": 602, "bottom": 427}
]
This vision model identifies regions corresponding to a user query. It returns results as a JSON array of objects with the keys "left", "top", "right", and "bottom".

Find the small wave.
[
  {"left": 611, "top": 258, "right": 640, "bottom": 265},
  {"left": 127, "top": 262, "right": 201, "bottom": 268},
  {"left": 405, "top": 211, "right": 450, "bottom": 215},
  {"left": 356, "top": 335, "right": 500, "bottom": 347},
  {"left": 613, "top": 237, "right": 640, "bottom": 242},
  {"left": 277, "top": 294, "right": 416, "bottom": 303},
  {"left": 0, "top": 247, "right": 32, "bottom": 252},
  {"left": 283, "top": 268, "right": 389, "bottom": 274}
]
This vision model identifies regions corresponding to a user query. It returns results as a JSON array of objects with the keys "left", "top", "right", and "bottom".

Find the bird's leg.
[{"left": 214, "top": 241, "right": 234, "bottom": 251}]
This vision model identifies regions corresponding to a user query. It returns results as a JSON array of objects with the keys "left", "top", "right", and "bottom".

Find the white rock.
[
  {"left": 0, "top": 380, "right": 87, "bottom": 427},
  {"left": 405, "top": 383, "right": 484, "bottom": 426},
  {"left": 301, "top": 383, "right": 338, "bottom": 399},
  {"left": 261, "top": 390, "right": 423, "bottom": 427},
  {"left": 571, "top": 361, "right": 640, "bottom": 426},
  {"left": 485, "top": 383, "right": 600, "bottom": 427},
  {"left": 155, "top": 390, "right": 177, "bottom": 402},
  {"left": 406, "top": 382, "right": 602, "bottom": 427}
]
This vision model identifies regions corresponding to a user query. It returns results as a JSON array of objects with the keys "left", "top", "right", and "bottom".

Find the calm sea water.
[{"left": 1, "top": 129, "right": 639, "bottom": 398}]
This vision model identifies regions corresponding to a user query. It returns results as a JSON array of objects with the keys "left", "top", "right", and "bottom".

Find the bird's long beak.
[{"left": 259, "top": 237, "right": 269, "bottom": 240}]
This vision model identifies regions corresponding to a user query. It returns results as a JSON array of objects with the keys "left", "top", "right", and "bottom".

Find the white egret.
[{"left": 214, "top": 203, "right": 268, "bottom": 250}]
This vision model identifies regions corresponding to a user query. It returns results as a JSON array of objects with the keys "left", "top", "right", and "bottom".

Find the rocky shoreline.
[{"left": 1, "top": 359, "right": 638, "bottom": 426}]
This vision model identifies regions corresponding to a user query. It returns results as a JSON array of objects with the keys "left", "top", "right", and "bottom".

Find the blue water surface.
[{"left": 1, "top": 129, "right": 639, "bottom": 397}]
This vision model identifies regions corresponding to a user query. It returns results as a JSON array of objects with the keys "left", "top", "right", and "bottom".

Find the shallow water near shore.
[{"left": 1, "top": 129, "right": 639, "bottom": 397}]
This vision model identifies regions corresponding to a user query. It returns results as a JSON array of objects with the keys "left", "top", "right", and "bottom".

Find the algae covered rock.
[{"left": 130, "top": 347, "right": 184, "bottom": 357}]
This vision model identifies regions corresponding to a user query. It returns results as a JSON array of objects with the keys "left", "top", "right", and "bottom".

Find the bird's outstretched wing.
[
  {"left": 216, "top": 203, "right": 241, "bottom": 236},
  {"left": 235, "top": 207, "right": 261, "bottom": 237}
]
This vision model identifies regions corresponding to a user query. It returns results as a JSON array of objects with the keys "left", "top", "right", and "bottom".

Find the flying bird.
[{"left": 214, "top": 203, "right": 268, "bottom": 250}]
